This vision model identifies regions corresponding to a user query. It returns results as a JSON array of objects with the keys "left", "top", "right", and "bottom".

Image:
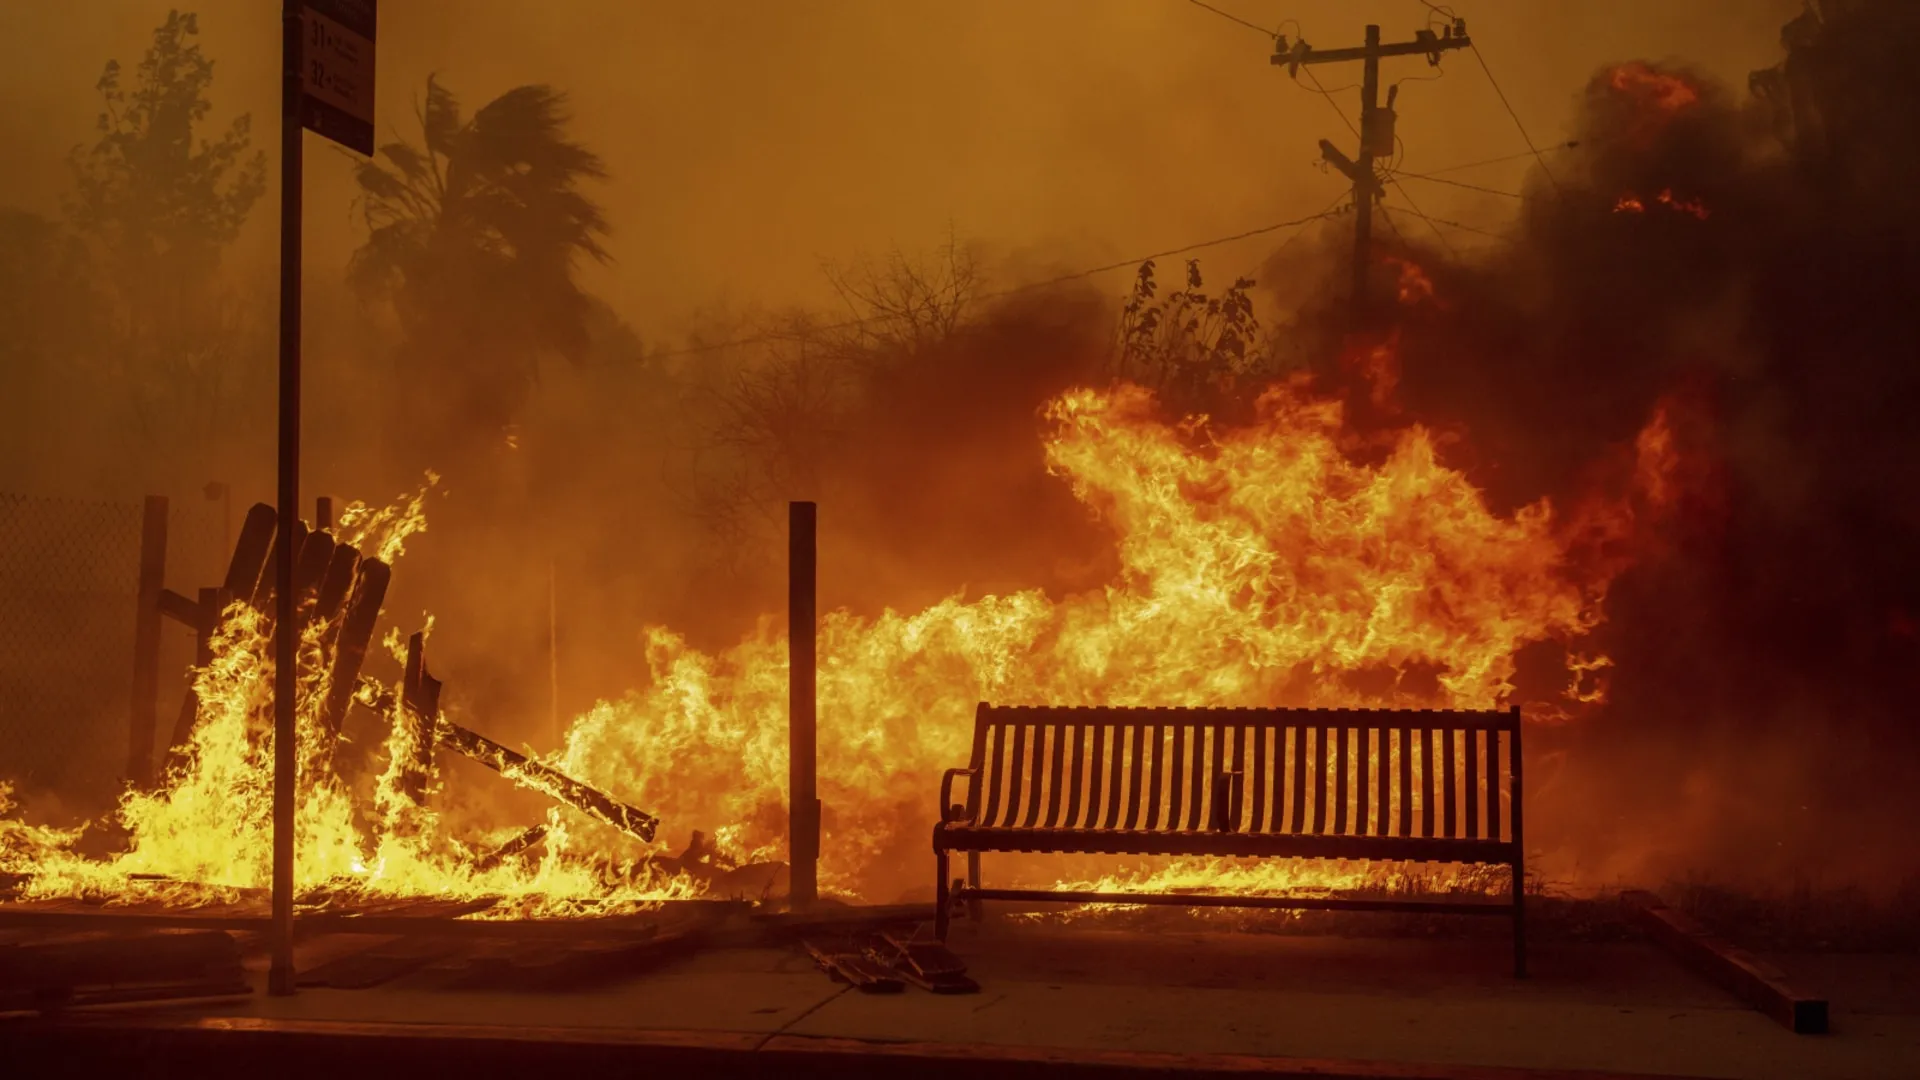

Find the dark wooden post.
[
  {"left": 315, "top": 496, "right": 332, "bottom": 533},
  {"left": 127, "top": 495, "right": 169, "bottom": 789},
  {"left": 162, "top": 586, "right": 228, "bottom": 782},
  {"left": 788, "top": 501, "right": 818, "bottom": 909},
  {"left": 397, "top": 632, "right": 438, "bottom": 808},
  {"left": 1510, "top": 704, "right": 1526, "bottom": 978}
]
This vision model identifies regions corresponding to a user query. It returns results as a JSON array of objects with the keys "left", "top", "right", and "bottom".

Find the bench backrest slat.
[
  {"left": 1398, "top": 723, "right": 1414, "bottom": 837},
  {"left": 1250, "top": 724, "right": 1269, "bottom": 832},
  {"left": 965, "top": 705, "right": 1522, "bottom": 841},
  {"left": 1482, "top": 730, "right": 1497, "bottom": 841}
]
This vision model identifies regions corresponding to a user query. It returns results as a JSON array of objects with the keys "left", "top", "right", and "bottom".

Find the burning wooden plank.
[
  {"left": 161, "top": 586, "right": 228, "bottom": 781},
  {"left": 436, "top": 720, "right": 659, "bottom": 844},
  {"left": 357, "top": 674, "right": 661, "bottom": 845},
  {"left": 318, "top": 558, "right": 390, "bottom": 744},
  {"left": 222, "top": 503, "right": 279, "bottom": 600},
  {"left": 394, "top": 631, "right": 439, "bottom": 806},
  {"left": 473, "top": 825, "right": 548, "bottom": 873}
]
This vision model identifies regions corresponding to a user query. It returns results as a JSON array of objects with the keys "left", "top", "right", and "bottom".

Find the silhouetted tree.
[
  {"left": 349, "top": 75, "right": 610, "bottom": 470},
  {"left": 1110, "top": 258, "right": 1267, "bottom": 418},
  {"left": 64, "top": 9, "right": 267, "bottom": 457}
]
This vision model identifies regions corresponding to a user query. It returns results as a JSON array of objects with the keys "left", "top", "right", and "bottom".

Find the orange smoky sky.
[{"left": 0, "top": 0, "right": 1795, "bottom": 334}]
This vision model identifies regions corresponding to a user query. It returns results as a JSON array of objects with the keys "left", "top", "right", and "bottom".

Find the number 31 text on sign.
[{"left": 298, "top": 0, "right": 376, "bottom": 156}]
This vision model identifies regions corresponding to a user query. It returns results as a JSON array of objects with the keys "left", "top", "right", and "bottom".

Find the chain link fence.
[{"left": 0, "top": 491, "right": 225, "bottom": 815}]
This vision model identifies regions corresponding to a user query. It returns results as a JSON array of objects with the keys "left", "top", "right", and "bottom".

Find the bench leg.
[
  {"left": 1512, "top": 862, "right": 1528, "bottom": 978},
  {"left": 935, "top": 848, "right": 951, "bottom": 942},
  {"left": 966, "top": 851, "right": 983, "bottom": 923}
]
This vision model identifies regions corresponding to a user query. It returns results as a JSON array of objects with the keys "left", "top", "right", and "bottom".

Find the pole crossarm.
[
  {"left": 1273, "top": 21, "right": 1474, "bottom": 330},
  {"left": 1276, "top": 36, "right": 1472, "bottom": 68}
]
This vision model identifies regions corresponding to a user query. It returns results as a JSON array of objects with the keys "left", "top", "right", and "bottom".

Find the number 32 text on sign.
[{"left": 299, "top": 0, "right": 376, "bottom": 155}]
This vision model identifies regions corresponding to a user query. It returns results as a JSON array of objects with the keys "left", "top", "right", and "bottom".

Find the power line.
[
  {"left": 1384, "top": 177, "right": 1458, "bottom": 258},
  {"left": 1422, "top": 143, "right": 1578, "bottom": 176},
  {"left": 1386, "top": 202, "right": 1514, "bottom": 242},
  {"left": 647, "top": 207, "right": 1350, "bottom": 360},
  {"left": 1393, "top": 170, "right": 1523, "bottom": 199},
  {"left": 1302, "top": 67, "right": 1361, "bottom": 140},
  {"left": 1235, "top": 187, "right": 1354, "bottom": 279},
  {"left": 1185, "top": 0, "right": 1272, "bottom": 37},
  {"left": 1469, "top": 43, "right": 1566, "bottom": 198},
  {"left": 1302, "top": 67, "right": 1455, "bottom": 259}
]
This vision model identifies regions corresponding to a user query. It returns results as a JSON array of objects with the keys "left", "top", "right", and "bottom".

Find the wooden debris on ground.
[
  {"left": 652, "top": 831, "right": 786, "bottom": 901},
  {"left": 1621, "top": 889, "right": 1828, "bottom": 1034},
  {"left": 878, "top": 929, "right": 968, "bottom": 979},
  {"left": 473, "top": 825, "right": 549, "bottom": 873},
  {"left": 863, "top": 931, "right": 979, "bottom": 994},
  {"left": 355, "top": 658, "right": 662, "bottom": 847},
  {"left": 804, "top": 940, "right": 904, "bottom": 993},
  {"left": 800, "top": 925, "right": 978, "bottom": 995}
]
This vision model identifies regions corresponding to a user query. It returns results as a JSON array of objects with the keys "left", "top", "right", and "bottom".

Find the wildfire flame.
[
  {"left": 4, "top": 344, "right": 1678, "bottom": 910},
  {"left": 1382, "top": 255, "right": 1440, "bottom": 309},
  {"left": 559, "top": 370, "right": 1671, "bottom": 898},
  {"left": 1614, "top": 189, "right": 1710, "bottom": 221},
  {"left": 1607, "top": 61, "right": 1700, "bottom": 115}
]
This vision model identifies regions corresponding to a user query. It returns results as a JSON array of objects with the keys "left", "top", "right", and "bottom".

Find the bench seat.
[
  {"left": 935, "top": 826, "right": 1516, "bottom": 864},
  {"left": 932, "top": 703, "right": 1529, "bottom": 975}
]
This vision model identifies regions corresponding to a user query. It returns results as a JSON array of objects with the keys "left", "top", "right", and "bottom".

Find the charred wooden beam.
[
  {"left": 157, "top": 588, "right": 202, "bottom": 629},
  {"left": 291, "top": 527, "right": 336, "bottom": 614},
  {"left": 436, "top": 720, "right": 659, "bottom": 844},
  {"left": 353, "top": 674, "right": 659, "bottom": 845},
  {"left": 318, "top": 559, "right": 389, "bottom": 742},
  {"left": 313, "top": 544, "right": 360, "bottom": 629},
  {"left": 250, "top": 518, "right": 307, "bottom": 614},
  {"left": 162, "top": 586, "right": 229, "bottom": 782},
  {"left": 221, "top": 503, "right": 278, "bottom": 602},
  {"left": 127, "top": 495, "right": 169, "bottom": 790},
  {"left": 473, "top": 825, "right": 549, "bottom": 873},
  {"left": 396, "top": 632, "right": 439, "bottom": 805}
]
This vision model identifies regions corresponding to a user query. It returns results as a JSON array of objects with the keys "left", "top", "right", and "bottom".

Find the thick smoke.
[{"left": 1308, "top": 1, "right": 1920, "bottom": 891}]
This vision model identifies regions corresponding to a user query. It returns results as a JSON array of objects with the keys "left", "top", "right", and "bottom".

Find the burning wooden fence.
[{"left": 136, "top": 500, "right": 661, "bottom": 852}]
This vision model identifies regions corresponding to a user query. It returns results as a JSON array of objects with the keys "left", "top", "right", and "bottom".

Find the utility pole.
[{"left": 1274, "top": 18, "right": 1471, "bottom": 328}]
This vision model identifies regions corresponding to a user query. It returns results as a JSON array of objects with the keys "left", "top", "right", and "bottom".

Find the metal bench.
[{"left": 933, "top": 703, "right": 1528, "bottom": 975}]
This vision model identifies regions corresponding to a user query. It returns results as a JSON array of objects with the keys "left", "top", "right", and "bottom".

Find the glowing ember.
[
  {"left": 337, "top": 471, "right": 441, "bottom": 563},
  {"left": 1614, "top": 190, "right": 1710, "bottom": 221},
  {"left": 1656, "top": 189, "right": 1710, "bottom": 220},
  {"left": 1607, "top": 61, "right": 1700, "bottom": 115},
  {"left": 1383, "top": 255, "right": 1439, "bottom": 307}
]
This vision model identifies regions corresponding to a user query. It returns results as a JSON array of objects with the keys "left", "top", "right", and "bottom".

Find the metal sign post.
[{"left": 269, "top": 0, "right": 374, "bottom": 999}]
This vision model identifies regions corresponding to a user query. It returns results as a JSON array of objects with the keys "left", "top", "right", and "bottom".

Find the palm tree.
[{"left": 349, "top": 75, "right": 610, "bottom": 464}]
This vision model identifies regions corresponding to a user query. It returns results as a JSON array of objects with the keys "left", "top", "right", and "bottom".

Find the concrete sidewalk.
[{"left": 3, "top": 925, "right": 1914, "bottom": 1078}]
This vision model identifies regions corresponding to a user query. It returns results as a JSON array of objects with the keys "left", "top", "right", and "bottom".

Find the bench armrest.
[{"left": 940, "top": 768, "right": 978, "bottom": 824}]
